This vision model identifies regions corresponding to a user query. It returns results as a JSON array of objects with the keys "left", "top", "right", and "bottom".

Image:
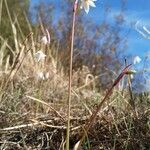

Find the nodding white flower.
[
  {"left": 36, "top": 71, "right": 49, "bottom": 80},
  {"left": 37, "top": 72, "right": 45, "bottom": 80},
  {"left": 41, "top": 29, "right": 50, "bottom": 44},
  {"left": 45, "top": 72, "right": 49, "bottom": 79},
  {"left": 133, "top": 56, "right": 142, "bottom": 64},
  {"left": 34, "top": 50, "right": 46, "bottom": 62},
  {"left": 80, "top": 0, "right": 96, "bottom": 14},
  {"left": 41, "top": 36, "right": 49, "bottom": 45},
  {"left": 125, "top": 69, "right": 136, "bottom": 80}
]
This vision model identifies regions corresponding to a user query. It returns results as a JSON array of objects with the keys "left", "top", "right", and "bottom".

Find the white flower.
[
  {"left": 80, "top": 0, "right": 96, "bottom": 14},
  {"left": 41, "top": 29, "right": 50, "bottom": 44},
  {"left": 126, "top": 70, "right": 136, "bottom": 80},
  {"left": 133, "top": 56, "right": 142, "bottom": 64},
  {"left": 45, "top": 72, "right": 49, "bottom": 79},
  {"left": 37, "top": 72, "right": 45, "bottom": 80},
  {"left": 34, "top": 50, "right": 46, "bottom": 62},
  {"left": 36, "top": 72, "right": 49, "bottom": 80},
  {"left": 41, "top": 36, "right": 49, "bottom": 44},
  {"left": 126, "top": 69, "right": 137, "bottom": 75}
]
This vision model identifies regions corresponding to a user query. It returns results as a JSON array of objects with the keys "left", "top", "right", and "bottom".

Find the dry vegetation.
[{"left": 0, "top": 0, "right": 150, "bottom": 150}]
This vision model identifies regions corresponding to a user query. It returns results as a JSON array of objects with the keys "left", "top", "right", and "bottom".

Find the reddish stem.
[{"left": 66, "top": 1, "right": 78, "bottom": 150}]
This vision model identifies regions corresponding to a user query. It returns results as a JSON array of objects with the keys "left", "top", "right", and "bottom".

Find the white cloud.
[{"left": 105, "top": 8, "right": 150, "bottom": 30}]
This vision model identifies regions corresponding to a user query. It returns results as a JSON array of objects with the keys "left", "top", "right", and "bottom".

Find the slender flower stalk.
[{"left": 66, "top": 1, "right": 78, "bottom": 150}]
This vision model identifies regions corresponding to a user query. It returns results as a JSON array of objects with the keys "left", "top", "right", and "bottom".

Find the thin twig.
[
  {"left": 0, "top": 120, "right": 83, "bottom": 132},
  {"left": 26, "top": 95, "right": 65, "bottom": 121},
  {"left": 0, "top": 121, "right": 66, "bottom": 131}
]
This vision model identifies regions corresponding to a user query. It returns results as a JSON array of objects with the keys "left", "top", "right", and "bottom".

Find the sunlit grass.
[{"left": 0, "top": 0, "right": 149, "bottom": 149}]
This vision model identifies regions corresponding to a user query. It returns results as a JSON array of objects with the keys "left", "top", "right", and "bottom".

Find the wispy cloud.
[{"left": 106, "top": 9, "right": 150, "bottom": 29}]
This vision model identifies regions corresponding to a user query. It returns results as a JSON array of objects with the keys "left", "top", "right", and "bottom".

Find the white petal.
[
  {"left": 41, "top": 36, "right": 48, "bottom": 44},
  {"left": 80, "top": 2, "right": 83, "bottom": 9},
  {"left": 34, "top": 51, "right": 46, "bottom": 62},
  {"left": 84, "top": 3, "right": 90, "bottom": 14},
  {"left": 133, "top": 56, "right": 142, "bottom": 64},
  {"left": 80, "top": 0, "right": 96, "bottom": 14},
  {"left": 45, "top": 72, "right": 49, "bottom": 79},
  {"left": 37, "top": 72, "right": 45, "bottom": 80},
  {"left": 88, "top": 0, "right": 96, "bottom": 7},
  {"left": 130, "top": 74, "right": 134, "bottom": 79}
]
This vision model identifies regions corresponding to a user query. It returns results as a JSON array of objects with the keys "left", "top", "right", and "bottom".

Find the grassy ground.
[
  {"left": 0, "top": 42, "right": 149, "bottom": 149},
  {"left": 0, "top": 2, "right": 150, "bottom": 149}
]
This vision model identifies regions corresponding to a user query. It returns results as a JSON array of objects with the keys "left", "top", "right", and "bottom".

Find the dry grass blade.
[
  {"left": 0, "top": 120, "right": 66, "bottom": 131},
  {"left": 26, "top": 95, "right": 65, "bottom": 121},
  {"left": 2, "top": 32, "right": 33, "bottom": 83},
  {"left": 0, "top": 1, "right": 149, "bottom": 149},
  {"left": 0, "top": 0, "right": 3, "bottom": 24},
  {"left": 0, "top": 36, "right": 15, "bottom": 55}
]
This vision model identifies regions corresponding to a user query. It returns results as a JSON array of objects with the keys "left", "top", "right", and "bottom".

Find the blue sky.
[
  {"left": 30, "top": 0, "right": 150, "bottom": 59},
  {"left": 82, "top": 0, "right": 150, "bottom": 58},
  {"left": 30, "top": 0, "right": 150, "bottom": 92}
]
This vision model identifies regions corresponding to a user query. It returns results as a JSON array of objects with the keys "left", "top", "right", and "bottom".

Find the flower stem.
[{"left": 66, "top": 1, "right": 78, "bottom": 150}]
